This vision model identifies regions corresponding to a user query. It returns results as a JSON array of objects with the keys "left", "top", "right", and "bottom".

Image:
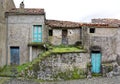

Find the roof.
[
  {"left": 82, "top": 23, "right": 119, "bottom": 28},
  {"left": 5, "top": 8, "right": 45, "bottom": 16},
  {"left": 46, "top": 20, "right": 82, "bottom": 28},
  {"left": 92, "top": 18, "right": 120, "bottom": 24},
  {"left": 46, "top": 20, "right": 119, "bottom": 28}
]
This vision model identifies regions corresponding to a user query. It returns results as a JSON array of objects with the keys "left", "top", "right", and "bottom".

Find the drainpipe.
[{"left": 6, "top": 15, "right": 8, "bottom": 65}]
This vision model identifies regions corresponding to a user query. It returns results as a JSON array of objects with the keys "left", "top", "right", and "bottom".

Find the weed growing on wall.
[{"left": 53, "top": 68, "right": 86, "bottom": 80}]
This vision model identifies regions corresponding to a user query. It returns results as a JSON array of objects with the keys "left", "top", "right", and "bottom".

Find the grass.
[
  {"left": 53, "top": 68, "right": 86, "bottom": 80},
  {"left": 0, "top": 66, "right": 13, "bottom": 77},
  {"left": 51, "top": 45, "right": 86, "bottom": 53},
  {"left": 92, "top": 73, "right": 102, "bottom": 77},
  {"left": 0, "top": 77, "right": 10, "bottom": 84}
]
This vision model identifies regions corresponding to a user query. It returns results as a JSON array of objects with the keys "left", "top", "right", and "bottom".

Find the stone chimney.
[
  {"left": 19, "top": 1, "right": 24, "bottom": 12},
  {"left": 20, "top": 1, "right": 24, "bottom": 9}
]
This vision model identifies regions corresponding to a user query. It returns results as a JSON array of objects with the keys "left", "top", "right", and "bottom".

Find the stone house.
[
  {"left": 46, "top": 20, "right": 83, "bottom": 45},
  {"left": 83, "top": 23, "right": 120, "bottom": 73},
  {"left": 5, "top": 2, "right": 47, "bottom": 65}
]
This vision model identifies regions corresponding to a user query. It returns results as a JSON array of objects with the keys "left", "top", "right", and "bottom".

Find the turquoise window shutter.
[{"left": 33, "top": 25, "right": 42, "bottom": 42}]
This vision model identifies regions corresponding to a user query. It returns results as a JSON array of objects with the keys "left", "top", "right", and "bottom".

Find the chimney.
[
  {"left": 19, "top": 1, "right": 24, "bottom": 12},
  {"left": 20, "top": 1, "right": 24, "bottom": 9}
]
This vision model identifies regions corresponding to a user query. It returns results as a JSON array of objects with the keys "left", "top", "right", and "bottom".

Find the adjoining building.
[
  {"left": 0, "top": 0, "right": 15, "bottom": 67},
  {"left": 5, "top": 2, "right": 47, "bottom": 65}
]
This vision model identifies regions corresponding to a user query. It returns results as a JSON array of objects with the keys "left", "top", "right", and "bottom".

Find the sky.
[{"left": 13, "top": 0, "right": 120, "bottom": 22}]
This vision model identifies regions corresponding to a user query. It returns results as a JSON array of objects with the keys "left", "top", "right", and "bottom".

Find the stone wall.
[
  {"left": 32, "top": 47, "right": 44, "bottom": 60},
  {"left": 68, "top": 29, "right": 80, "bottom": 44},
  {"left": 7, "top": 15, "right": 46, "bottom": 65},
  {"left": 0, "top": 0, "right": 15, "bottom": 67},
  {"left": 0, "top": 23, "right": 6, "bottom": 66},
  {"left": 48, "top": 28, "right": 81, "bottom": 45},
  {"left": 0, "top": 0, "right": 15, "bottom": 23},
  {"left": 25, "top": 52, "right": 89, "bottom": 80},
  {"left": 116, "top": 28, "right": 120, "bottom": 55},
  {"left": 50, "top": 29, "right": 62, "bottom": 45}
]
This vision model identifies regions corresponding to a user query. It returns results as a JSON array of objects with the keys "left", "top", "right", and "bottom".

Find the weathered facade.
[
  {"left": 5, "top": 3, "right": 47, "bottom": 65},
  {"left": 86, "top": 26, "right": 118, "bottom": 62},
  {"left": 0, "top": 0, "right": 15, "bottom": 66},
  {"left": 46, "top": 20, "right": 82, "bottom": 45}
]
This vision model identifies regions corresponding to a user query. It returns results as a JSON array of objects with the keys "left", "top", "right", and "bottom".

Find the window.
[
  {"left": 33, "top": 25, "right": 42, "bottom": 42},
  {"left": 89, "top": 28, "right": 95, "bottom": 33},
  {"left": 49, "top": 30, "right": 53, "bottom": 36},
  {"left": 80, "top": 27, "right": 82, "bottom": 39}
]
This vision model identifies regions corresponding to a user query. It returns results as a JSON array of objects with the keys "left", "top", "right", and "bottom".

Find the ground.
[{"left": 1, "top": 76, "right": 120, "bottom": 84}]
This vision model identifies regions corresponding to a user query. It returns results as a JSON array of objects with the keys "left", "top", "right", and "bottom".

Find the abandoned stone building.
[
  {"left": 46, "top": 20, "right": 82, "bottom": 45},
  {"left": 0, "top": 0, "right": 120, "bottom": 74}
]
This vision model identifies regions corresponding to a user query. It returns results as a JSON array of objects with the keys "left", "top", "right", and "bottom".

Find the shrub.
[
  {"left": 53, "top": 68, "right": 86, "bottom": 80},
  {"left": 75, "top": 41, "right": 82, "bottom": 46}
]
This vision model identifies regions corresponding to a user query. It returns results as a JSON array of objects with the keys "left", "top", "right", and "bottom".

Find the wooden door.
[
  {"left": 10, "top": 47, "right": 19, "bottom": 65},
  {"left": 91, "top": 52, "right": 101, "bottom": 73},
  {"left": 62, "top": 30, "right": 68, "bottom": 44}
]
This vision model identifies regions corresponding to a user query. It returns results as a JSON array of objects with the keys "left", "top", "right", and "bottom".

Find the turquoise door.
[
  {"left": 91, "top": 53, "right": 101, "bottom": 73},
  {"left": 33, "top": 25, "right": 42, "bottom": 42},
  {"left": 10, "top": 47, "right": 19, "bottom": 65}
]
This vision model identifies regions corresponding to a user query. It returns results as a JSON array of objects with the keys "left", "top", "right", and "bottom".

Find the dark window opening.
[
  {"left": 91, "top": 51, "right": 100, "bottom": 53},
  {"left": 90, "top": 28, "right": 95, "bottom": 33},
  {"left": 80, "top": 27, "right": 82, "bottom": 39},
  {"left": 62, "top": 30, "right": 67, "bottom": 36},
  {"left": 49, "top": 30, "right": 53, "bottom": 36}
]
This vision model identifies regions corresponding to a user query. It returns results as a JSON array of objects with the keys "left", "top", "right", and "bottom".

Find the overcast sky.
[{"left": 13, "top": 0, "right": 120, "bottom": 22}]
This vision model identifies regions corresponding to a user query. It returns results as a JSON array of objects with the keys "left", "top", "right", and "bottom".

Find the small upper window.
[
  {"left": 89, "top": 28, "right": 95, "bottom": 33},
  {"left": 49, "top": 30, "right": 53, "bottom": 36}
]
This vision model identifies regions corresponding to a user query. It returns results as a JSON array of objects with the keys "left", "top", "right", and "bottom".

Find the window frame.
[{"left": 32, "top": 25, "right": 42, "bottom": 42}]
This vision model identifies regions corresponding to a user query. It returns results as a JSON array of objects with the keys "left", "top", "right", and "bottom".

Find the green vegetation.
[
  {"left": 0, "top": 77, "right": 10, "bottom": 84},
  {"left": 92, "top": 73, "right": 102, "bottom": 77},
  {"left": 51, "top": 44, "right": 86, "bottom": 53},
  {"left": 52, "top": 47, "right": 86, "bottom": 53},
  {"left": 102, "top": 63, "right": 113, "bottom": 72},
  {"left": 28, "top": 42, "right": 45, "bottom": 46},
  {"left": 53, "top": 68, "right": 86, "bottom": 80},
  {"left": 0, "top": 66, "right": 12, "bottom": 77}
]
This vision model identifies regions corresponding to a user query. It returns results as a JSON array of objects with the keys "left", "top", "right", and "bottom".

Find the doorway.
[
  {"left": 62, "top": 30, "right": 68, "bottom": 44},
  {"left": 10, "top": 47, "right": 20, "bottom": 65},
  {"left": 91, "top": 51, "right": 101, "bottom": 73}
]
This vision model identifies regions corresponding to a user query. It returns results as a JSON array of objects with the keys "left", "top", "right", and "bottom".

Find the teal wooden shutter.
[
  {"left": 33, "top": 25, "right": 42, "bottom": 42},
  {"left": 37, "top": 26, "right": 42, "bottom": 42}
]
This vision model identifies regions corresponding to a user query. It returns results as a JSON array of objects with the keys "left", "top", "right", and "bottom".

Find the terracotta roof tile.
[
  {"left": 46, "top": 20, "right": 119, "bottom": 28},
  {"left": 6, "top": 8, "right": 45, "bottom": 15},
  {"left": 46, "top": 20, "right": 82, "bottom": 28},
  {"left": 82, "top": 23, "right": 111, "bottom": 28}
]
